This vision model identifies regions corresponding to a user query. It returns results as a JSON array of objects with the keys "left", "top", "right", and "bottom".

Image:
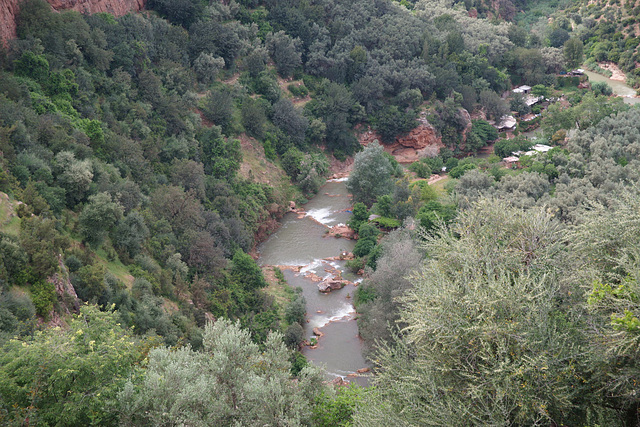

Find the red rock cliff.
[
  {"left": 357, "top": 113, "right": 445, "bottom": 163},
  {"left": 1, "top": 0, "right": 146, "bottom": 42}
]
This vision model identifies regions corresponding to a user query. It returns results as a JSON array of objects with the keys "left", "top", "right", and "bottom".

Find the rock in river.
[{"left": 318, "top": 279, "right": 346, "bottom": 293}]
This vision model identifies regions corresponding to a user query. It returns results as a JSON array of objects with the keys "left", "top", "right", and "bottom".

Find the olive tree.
[
  {"left": 193, "top": 52, "right": 225, "bottom": 85},
  {"left": 565, "top": 193, "right": 640, "bottom": 424},
  {"left": 119, "top": 319, "right": 326, "bottom": 426},
  {"left": 78, "top": 192, "right": 124, "bottom": 249},
  {"left": 266, "top": 31, "right": 302, "bottom": 78},
  {"left": 354, "top": 200, "right": 588, "bottom": 426}
]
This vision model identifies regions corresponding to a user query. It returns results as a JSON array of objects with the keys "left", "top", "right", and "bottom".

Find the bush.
[
  {"left": 353, "top": 237, "right": 376, "bottom": 258},
  {"left": 592, "top": 81, "right": 613, "bottom": 96},
  {"left": 287, "top": 83, "right": 308, "bottom": 97},
  {"left": 409, "top": 156, "right": 444, "bottom": 178},
  {"left": 408, "top": 161, "right": 432, "bottom": 178},
  {"left": 333, "top": 150, "right": 347, "bottom": 162},
  {"left": 31, "top": 280, "right": 56, "bottom": 319},
  {"left": 312, "top": 385, "right": 368, "bottom": 427},
  {"left": 354, "top": 284, "right": 377, "bottom": 306},
  {"left": 1, "top": 290, "right": 36, "bottom": 322},
  {"left": 348, "top": 203, "right": 369, "bottom": 233},
  {"left": 64, "top": 255, "right": 82, "bottom": 273},
  {"left": 448, "top": 163, "right": 477, "bottom": 179},
  {"left": 285, "top": 293, "right": 306, "bottom": 325},
  {"left": 345, "top": 257, "right": 364, "bottom": 273},
  {"left": 284, "top": 322, "right": 304, "bottom": 348},
  {"left": 371, "top": 217, "right": 401, "bottom": 229},
  {"left": 289, "top": 351, "right": 309, "bottom": 376},
  {"left": 366, "top": 243, "right": 383, "bottom": 270},
  {"left": 493, "top": 137, "right": 532, "bottom": 158}
]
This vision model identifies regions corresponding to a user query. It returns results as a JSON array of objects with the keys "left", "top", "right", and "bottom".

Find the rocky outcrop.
[
  {"left": 325, "top": 224, "right": 355, "bottom": 239},
  {"left": 359, "top": 124, "right": 442, "bottom": 151},
  {"left": 48, "top": 255, "right": 80, "bottom": 314},
  {"left": 396, "top": 123, "right": 440, "bottom": 150},
  {"left": 1, "top": 0, "right": 146, "bottom": 42},
  {"left": 318, "top": 279, "right": 348, "bottom": 293},
  {"left": 460, "top": 108, "right": 472, "bottom": 137},
  {"left": 47, "top": 0, "right": 145, "bottom": 15},
  {"left": 357, "top": 114, "right": 444, "bottom": 163},
  {"left": 458, "top": 107, "right": 474, "bottom": 152},
  {"left": 0, "top": 0, "right": 20, "bottom": 42},
  {"left": 598, "top": 61, "right": 626, "bottom": 81}
]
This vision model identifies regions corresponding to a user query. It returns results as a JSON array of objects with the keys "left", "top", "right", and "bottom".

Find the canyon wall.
[{"left": 1, "top": 0, "right": 146, "bottom": 43}]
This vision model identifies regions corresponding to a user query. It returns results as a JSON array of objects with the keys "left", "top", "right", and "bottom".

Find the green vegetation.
[
  {"left": 0, "top": 305, "right": 141, "bottom": 425},
  {"left": 3, "top": 0, "right": 640, "bottom": 424},
  {"left": 346, "top": 143, "right": 394, "bottom": 207}
]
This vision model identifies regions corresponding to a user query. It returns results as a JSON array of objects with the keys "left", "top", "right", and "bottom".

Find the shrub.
[
  {"left": 31, "top": 280, "right": 56, "bottom": 319},
  {"left": 449, "top": 163, "right": 477, "bottom": 179},
  {"left": 371, "top": 217, "right": 401, "bottom": 229},
  {"left": 345, "top": 257, "right": 364, "bottom": 273}
]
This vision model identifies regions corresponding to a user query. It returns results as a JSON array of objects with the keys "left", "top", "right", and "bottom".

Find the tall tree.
[
  {"left": 78, "top": 192, "right": 124, "bottom": 249},
  {"left": 266, "top": 31, "right": 302, "bottom": 78},
  {"left": 563, "top": 37, "right": 584, "bottom": 69},
  {"left": 346, "top": 142, "right": 394, "bottom": 207}
]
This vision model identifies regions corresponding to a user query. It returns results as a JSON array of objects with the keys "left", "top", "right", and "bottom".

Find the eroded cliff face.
[
  {"left": 357, "top": 114, "right": 445, "bottom": 163},
  {"left": 1, "top": 0, "right": 146, "bottom": 42},
  {"left": 0, "top": 0, "right": 21, "bottom": 42}
]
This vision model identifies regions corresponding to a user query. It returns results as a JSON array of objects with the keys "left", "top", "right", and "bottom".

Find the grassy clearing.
[
  {"left": 0, "top": 193, "right": 21, "bottom": 236},
  {"left": 4, "top": 216, "right": 21, "bottom": 236},
  {"left": 262, "top": 266, "right": 295, "bottom": 317},
  {"left": 238, "top": 134, "right": 299, "bottom": 203},
  {"left": 430, "top": 176, "right": 451, "bottom": 195},
  {"left": 95, "top": 248, "right": 135, "bottom": 289}
]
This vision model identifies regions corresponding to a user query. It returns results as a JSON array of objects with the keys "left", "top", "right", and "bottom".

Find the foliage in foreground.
[
  {"left": 354, "top": 195, "right": 640, "bottom": 426},
  {"left": 0, "top": 305, "right": 141, "bottom": 426},
  {"left": 119, "top": 318, "right": 326, "bottom": 426}
]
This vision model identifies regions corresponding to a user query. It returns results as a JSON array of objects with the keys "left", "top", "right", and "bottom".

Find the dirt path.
[{"left": 222, "top": 72, "right": 241, "bottom": 85}]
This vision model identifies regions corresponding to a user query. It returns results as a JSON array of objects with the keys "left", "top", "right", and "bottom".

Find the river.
[
  {"left": 256, "top": 178, "right": 370, "bottom": 385},
  {"left": 583, "top": 70, "right": 640, "bottom": 105}
]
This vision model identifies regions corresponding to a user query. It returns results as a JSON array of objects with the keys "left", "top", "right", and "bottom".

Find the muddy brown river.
[{"left": 257, "top": 178, "right": 370, "bottom": 385}]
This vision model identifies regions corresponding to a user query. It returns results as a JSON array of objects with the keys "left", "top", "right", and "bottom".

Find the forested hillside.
[
  {"left": 1, "top": 0, "right": 640, "bottom": 424},
  {"left": 0, "top": 0, "right": 520, "bottom": 350}
]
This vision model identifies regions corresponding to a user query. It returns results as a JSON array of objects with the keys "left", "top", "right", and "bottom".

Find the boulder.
[
  {"left": 329, "top": 377, "right": 350, "bottom": 387},
  {"left": 318, "top": 279, "right": 346, "bottom": 293},
  {"left": 326, "top": 224, "right": 356, "bottom": 239}
]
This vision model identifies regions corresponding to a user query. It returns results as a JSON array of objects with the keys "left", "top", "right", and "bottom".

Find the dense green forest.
[{"left": 2, "top": 0, "right": 640, "bottom": 424}]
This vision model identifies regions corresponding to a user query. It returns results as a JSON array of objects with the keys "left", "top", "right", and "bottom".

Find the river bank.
[{"left": 584, "top": 69, "right": 640, "bottom": 105}]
